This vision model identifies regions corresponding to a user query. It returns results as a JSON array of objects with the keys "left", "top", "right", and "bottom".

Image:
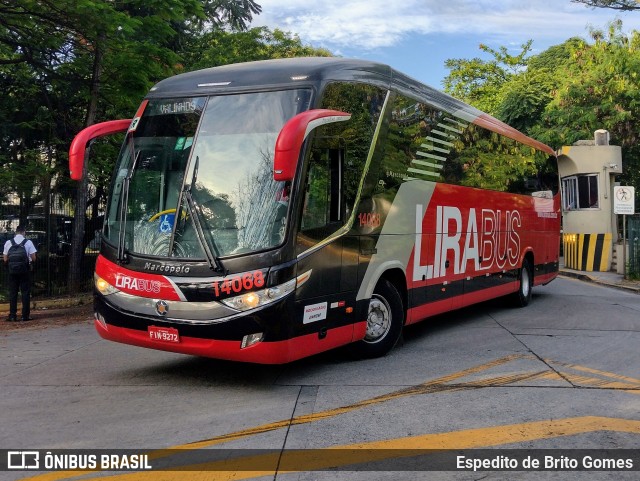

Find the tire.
[
  {"left": 512, "top": 258, "right": 533, "bottom": 307},
  {"left": 351, "top": 279, "right": 404, "bottom": 359}
]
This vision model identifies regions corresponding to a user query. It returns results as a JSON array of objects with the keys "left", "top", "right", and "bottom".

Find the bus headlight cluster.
[
  {"left": 94, "top": 274, "right": 120, "bottom": 296},
  {"left": 221, "top": 278, "right": 296, "bottom": 312}
]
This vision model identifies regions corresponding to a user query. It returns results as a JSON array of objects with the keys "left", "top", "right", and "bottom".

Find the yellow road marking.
[
  {"left": 18, "top": 355, "right": 527, "bottom": 481},
  {"left": 17, "top": 355, "right": 640, "bottom": 481},
  {"left": 26, "top": 416, "right": 640, "bottom": 481},
  {"left": 547, "top": 359, "right": 640, "bottom": 390},
  {"left": 179, "top": 354, "right": 533, "bottom": 449},
  {"left": 559, "top": 372, "right": 640, "bottom": 393}
]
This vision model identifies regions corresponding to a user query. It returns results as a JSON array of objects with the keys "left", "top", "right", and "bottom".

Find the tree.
[
  {"left": 443, "top": 41, "right": 532, "bottom": 113},
  {"left": 495, "top": 70, "right": 555, "bottom": 132},
  {"left": 532, "top": 22, "right": 640, "bottom": 192},
  {"left": 572, "top": 0, "right": 640, "bottom": 10},
  {"left": 443, "top": 20, "right": 640, "bottom": 205},
  {"left": 182, "top": 27, "right": 332, "bottom": 71},
  {"left": 493, "top": 38, "right": 585, "bottom": 132},
  {"left": 0, "top": 0, "right": 264, "bottom": 290}
]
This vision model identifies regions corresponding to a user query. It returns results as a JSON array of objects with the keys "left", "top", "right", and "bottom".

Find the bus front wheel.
[{"left": 352, "top": 279, "right": 404, "bottom": 358}]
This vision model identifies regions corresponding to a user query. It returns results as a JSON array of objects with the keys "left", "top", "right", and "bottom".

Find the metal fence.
[
  {"left": 628, "top": 215, "right": 640, "bottom": 279},
  {"left": 1, "top": 188, "right": 100, "bottom": 302}
]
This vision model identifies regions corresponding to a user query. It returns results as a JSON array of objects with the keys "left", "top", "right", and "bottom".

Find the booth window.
[{"left": 562, "top": 174, "right": 599, "bottom": 210}]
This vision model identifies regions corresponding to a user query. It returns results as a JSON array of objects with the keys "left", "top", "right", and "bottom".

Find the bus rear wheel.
[
  {"left": 512, "top": 258, "right": 533, "bottom": 307},
  {"left": 352, "top": 279, "right": 404, "bottom": 358}
]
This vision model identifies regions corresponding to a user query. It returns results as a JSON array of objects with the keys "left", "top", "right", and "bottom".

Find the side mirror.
[
  {"left": 273, "top": 109, "right": 351, "bottom": 181},
  {"left": 69, "top": 119, "right": 132, "bottom": 180}
]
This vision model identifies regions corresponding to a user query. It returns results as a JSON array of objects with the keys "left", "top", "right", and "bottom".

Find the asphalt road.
[{"left": 1, "top": 275, "right": 639, "bottom": 480}]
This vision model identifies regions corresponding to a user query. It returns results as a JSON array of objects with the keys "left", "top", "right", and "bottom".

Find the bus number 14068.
[
  {"left": 358, "top": 212, "right": 381, "bottom": 228},
  {"left": 212, "top": 271, "right": 265, "bottom": 297}
]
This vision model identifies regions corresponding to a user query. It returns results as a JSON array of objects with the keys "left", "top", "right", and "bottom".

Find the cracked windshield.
[{"left": 104, "top": 89, "right": 311, "bottom": 258}]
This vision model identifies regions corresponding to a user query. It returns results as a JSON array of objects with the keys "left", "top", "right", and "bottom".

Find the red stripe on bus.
[{"left": 407, "top": 283, "right": 517, "bottom": 325}]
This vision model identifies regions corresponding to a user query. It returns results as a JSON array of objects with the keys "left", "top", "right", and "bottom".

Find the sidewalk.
[
  {"left": 0, "top": 293, "right": 92, "bottom": 317},
  {"left": 559, "top": 265, "right": 640, "bottom": 294}
]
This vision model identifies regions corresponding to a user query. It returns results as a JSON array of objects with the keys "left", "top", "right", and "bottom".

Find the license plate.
[{"left": 148, "top": 326, "right": 180, "bottom": 343}]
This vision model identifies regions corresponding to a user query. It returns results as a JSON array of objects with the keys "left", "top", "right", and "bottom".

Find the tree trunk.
[
  {"left": 68, "top": 38, "right": 104, "bottom": 291},
  {"left": 44, "top": 147, "right": 52, "bottom": 296}
]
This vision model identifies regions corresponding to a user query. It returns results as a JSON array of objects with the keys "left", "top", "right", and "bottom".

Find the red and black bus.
[{"left": 69, "top": 58, "right": 560, "bottom": 364}]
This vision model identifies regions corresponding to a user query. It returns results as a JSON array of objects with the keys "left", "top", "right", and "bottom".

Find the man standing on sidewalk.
[{"left": 3, "top": 224, "right": 37, "bottom": 321}]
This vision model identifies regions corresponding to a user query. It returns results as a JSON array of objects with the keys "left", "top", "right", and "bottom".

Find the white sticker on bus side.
[{"left": 303, "top": 302, "right": 327, "bottom": 324}]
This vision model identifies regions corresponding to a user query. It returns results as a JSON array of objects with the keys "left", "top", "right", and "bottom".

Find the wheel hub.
[{"left": 365, "top": 295, "right": 391, "bottom": 342}]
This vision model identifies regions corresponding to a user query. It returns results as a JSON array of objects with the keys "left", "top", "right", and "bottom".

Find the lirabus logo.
[{"left": 413, "top": 205, "right": 522, "bottom": 282}]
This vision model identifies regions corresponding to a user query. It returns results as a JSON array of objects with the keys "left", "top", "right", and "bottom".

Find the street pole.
[{"left": 623, "top": 214, "right": 627, "bottom": 280}]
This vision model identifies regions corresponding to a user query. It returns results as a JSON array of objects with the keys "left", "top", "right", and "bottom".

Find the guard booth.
[{"left": 557, "top": 130, "right": 622, "bottom": 272}]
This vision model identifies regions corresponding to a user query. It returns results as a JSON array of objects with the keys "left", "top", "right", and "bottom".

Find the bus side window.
[{"left": 299, "top": 142, "right": 345, "bottom": 246}]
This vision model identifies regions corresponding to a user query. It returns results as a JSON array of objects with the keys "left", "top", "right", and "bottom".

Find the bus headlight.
[
  {"left": 94, "top": 274, "right": 120, "bottom": 296},
  {"left": 221, "top": 278, "right": 296, "bottom": 312}
]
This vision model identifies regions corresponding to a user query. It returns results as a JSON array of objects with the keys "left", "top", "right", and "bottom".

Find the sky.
[{"left": 250, "top": 0, "right": 640, "bottom": 88}]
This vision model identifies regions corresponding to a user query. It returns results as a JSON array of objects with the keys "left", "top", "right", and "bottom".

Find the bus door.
[{"left": 294, "top": 140, "right": 359, "bottom": 340}]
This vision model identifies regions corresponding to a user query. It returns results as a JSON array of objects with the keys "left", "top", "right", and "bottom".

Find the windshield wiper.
[
  {"left": 183, "top": 190, "right": 223, "bottom": 272},
  {"left": 183, "top": 157, "right": 224, "bottom": 272}
]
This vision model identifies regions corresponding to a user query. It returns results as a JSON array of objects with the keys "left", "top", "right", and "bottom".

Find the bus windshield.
[{"left": 104, "top": 89, "right": 311, "bottom": 259}]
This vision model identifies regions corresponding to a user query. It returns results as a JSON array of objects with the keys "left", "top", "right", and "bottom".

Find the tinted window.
[
  {"left": 296, "top": 82, "right": 386, "bottom": 252},
  {"left": 377, "top": 93, "right": 558, "bottom": 195}
]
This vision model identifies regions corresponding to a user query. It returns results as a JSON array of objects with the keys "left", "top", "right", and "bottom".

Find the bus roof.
[
  {"left": 148, "top": 57, "right": 391, "bottom": 96},
  {"left": 147, "top": 57, "right": 554, "bottom": 156}
]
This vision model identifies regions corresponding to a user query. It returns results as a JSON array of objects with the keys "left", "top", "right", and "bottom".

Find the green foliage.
[
  {"left": 526, "top": 37, "right": 584, "bottom": 71},
  {"left": 535, "top": 22, "right": 640, "bottom": 193},
  {"left": 535, "top": 22, "right": 640, "bottom": 144},
  {"left": 0, "top": 0, "right": 265, "bottom": 289},
  {"left": 493, "top": 39, "right": 579, "bottom": 133},
  {"left": 627, "top": 262, "right": 640, "bottom": 280},
  {"left": 443, "top": 41, "right": 532, "bottom": 113},
  {"left": 0, "top": 1, "right": 321, "bottom": 207},
  {"left": 443, "top": 20, "right": 640, "bottom": 204},
  {"left": 496, "top": 69, "right": 555, "bottom": 132},
  {"left": 182, "top": 27, "right": 332, "bottom": 71}
]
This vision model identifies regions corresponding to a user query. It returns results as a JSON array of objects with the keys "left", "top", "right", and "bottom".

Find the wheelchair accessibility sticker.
[{"left": 158, "top": 213, "right": 175, "bottom": 234}]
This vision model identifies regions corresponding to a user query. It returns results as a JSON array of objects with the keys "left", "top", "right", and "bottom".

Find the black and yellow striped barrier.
[{"left": 563, "top": 233, "right": 612, "bottom": 272}]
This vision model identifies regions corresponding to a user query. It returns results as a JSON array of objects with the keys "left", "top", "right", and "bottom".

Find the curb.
[
  {"left": 559, "top": 270, "right": 640, "bottom": 294},
  {"left": 0, "top": 294, "right": 93, "bottom": 314},
  {"left": 559, "top": 270, "right": 597, "bottom": 283}
]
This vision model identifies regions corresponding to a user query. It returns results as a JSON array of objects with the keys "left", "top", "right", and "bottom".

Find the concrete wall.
[{"left": 558, "top": 141, "right": 622, "bottom": 272}]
